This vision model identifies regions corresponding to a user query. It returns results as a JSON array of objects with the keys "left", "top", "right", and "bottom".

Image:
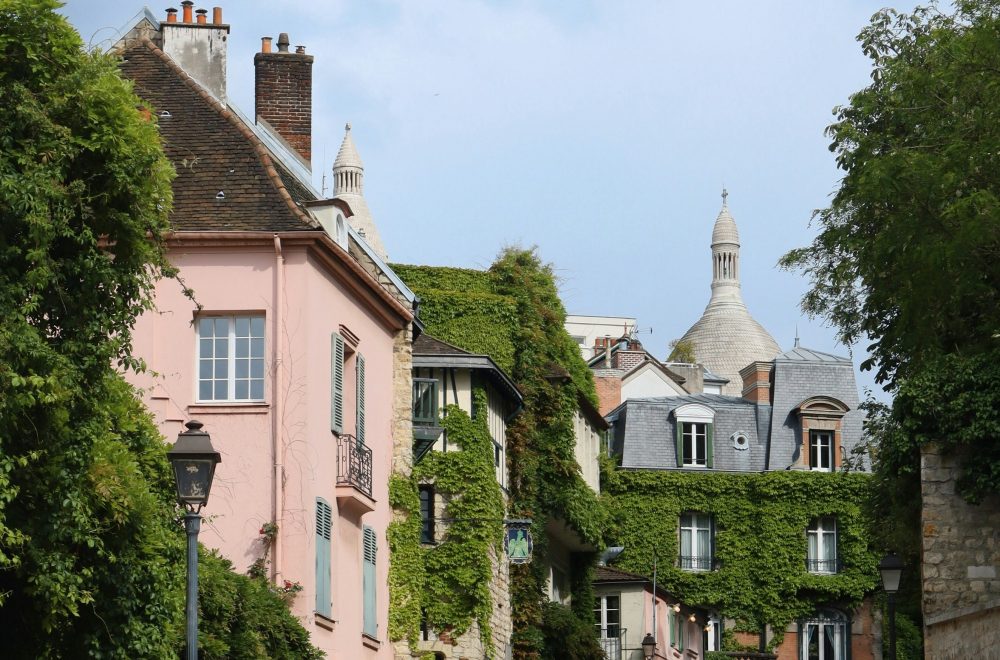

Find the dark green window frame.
[{"left": 412, "top": 378, "right": 439, "bottom": 425}]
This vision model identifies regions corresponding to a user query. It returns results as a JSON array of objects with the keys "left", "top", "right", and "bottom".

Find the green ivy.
[
  {"left": 396, "top": 249, "right": 607, "bottom": 659},
  {"left": 387, "top": 474, "right": 425, "bottom": 647},
  {"left": 604, "top": 469, "right": 879, "bottom": 639},
  {"left": 415, "top": 393, "right": 505, "bottom": 650}
]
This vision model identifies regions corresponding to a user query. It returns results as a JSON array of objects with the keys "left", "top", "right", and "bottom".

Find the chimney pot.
[
  {"left": 277, "top": 32, "right": 290, "bottom": 52},
  {"left": 165, "top": 7, "right": 178, "bottom": 22},
  {"left": 181, "top": 0, "right": 193, "bottom": 22},
  {"left": 261, "top": 36, "right": 272, "bottom": 53},
  {"left": 296, "top": 45, "right": 305, "bottom": 54},
  {"left": 196, "top": 8, "right": 207, "bottom": 24},
  {"left": 212, "top": 6, "right": 222, "bottom": 24}
]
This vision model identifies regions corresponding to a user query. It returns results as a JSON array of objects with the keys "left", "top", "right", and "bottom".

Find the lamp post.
[
  {"left": 879, "top": 551, "right": 903, "bottom": 660},
  {"left": 168, "top": 420, "right": 221, "bottom": 660},
  {"left": 641, "top": 632, "right": 656, "bottom": 659}
]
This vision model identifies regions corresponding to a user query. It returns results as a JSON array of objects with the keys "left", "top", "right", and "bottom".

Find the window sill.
[
  {"left": 188, "top": 402, "right": 270, "bottom": 415},
  {"left": 361, "top": 633, "right": 380, "bottom": 650},
  {"left": 314, "top": 612, "right": 335, "bottom": 631}
]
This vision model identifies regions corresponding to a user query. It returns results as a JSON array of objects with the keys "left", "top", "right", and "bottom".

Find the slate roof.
[
  {"left": 119, "top": 39, "right": 318, "bottom": 232},
  {"left": 412, "top": 334, "right": 523, "bottom": 406},
  {"left": 609, "top": 345, "right": 865, "bottom": 472}
]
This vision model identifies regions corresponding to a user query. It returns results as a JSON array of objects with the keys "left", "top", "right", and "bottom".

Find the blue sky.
[{"left": 62, "top": 0, "right": 920, "bottom": 399}]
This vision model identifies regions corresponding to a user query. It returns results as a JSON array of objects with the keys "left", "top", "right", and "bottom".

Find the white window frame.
[
  {"left": 675, "top": 403, "right": 714, "bottom": 469},
  {"left": 800, "top": 610, "right": 847, "bottom": 660},
  {"left": 593, "top": 593, "right": 621, "bottom": 640},
  {"left": 683, "top": 422, "right": 708, "bottom": 466},
  {"left": 680, "top": 512, "right": 713, "bottom": 571},
  {"left": 810, "top": 430, "right": 834, "bottom": 472},
  {"left": 196, "top": 314, "right": 265, "bottom": 402},
  {"left": 807, "top": 516, "right": 838, "bottom": 574}
]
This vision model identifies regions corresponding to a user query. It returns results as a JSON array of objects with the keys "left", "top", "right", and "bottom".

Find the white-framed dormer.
[{"left": 673, "top": 403, "right": 715, "bottom": 469}]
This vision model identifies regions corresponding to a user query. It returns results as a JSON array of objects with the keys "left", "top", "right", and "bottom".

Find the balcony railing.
[
  {"left": 337, "top": 434, "right": 372, "bottom": 499},
  {"left": 598, "top": 627, "right": 625, "bottom": 660},
  {"left": 679, "top": 555, "right": 715, "bottom": 571},
  {"left": 806, "top": 558, "right": 840, "bottom": 574}
]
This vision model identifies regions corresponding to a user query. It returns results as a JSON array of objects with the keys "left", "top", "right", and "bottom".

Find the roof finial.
[
  {"left": 794, "top": 325, "right": 800, "bottom": 348},
  {"left": 345, "top": 122, "right": 351, "bottom": 132},
  {"left": 721, "top": 186, "right": 729, "bottom": 207}
]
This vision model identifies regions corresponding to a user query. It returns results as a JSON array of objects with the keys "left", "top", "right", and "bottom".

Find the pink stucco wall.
[
  {"left": 644, "top": 588, "right": 705, "bottom": 660},
  {"left": 130, "top": 238, "right": 400, "bottom": 658}
]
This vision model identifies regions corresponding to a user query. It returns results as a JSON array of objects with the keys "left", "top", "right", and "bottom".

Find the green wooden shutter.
[
  {"left": 356, "top": 353, "right": 366, "bottom": 444},
  {"left": 709, "top": 516, "right": 717, "bottom": 570},
  {"left": 675, "top": 420, "right": 684, "bottom": 467},
  {"left": 362, "top": 525, "right": 377, "bottom": 637},
  {"left": 331, "top": 333, "right": 344, "bottom": 434},
  {"left": 706, "top": 423, "right": 714, "bottom": 468},
  {"left": 315, "top": 498, "right": 332, "bottom": 617}
]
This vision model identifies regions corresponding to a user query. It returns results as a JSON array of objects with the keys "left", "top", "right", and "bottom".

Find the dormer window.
[
  {"left": 673, "top": 404, "right": 715, "bottom": 469},
  {"left": 793, "top": 397, "right": 850, "bottom": 471}
]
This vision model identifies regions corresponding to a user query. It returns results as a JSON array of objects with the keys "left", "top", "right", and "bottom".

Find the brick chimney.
[
  {"left": 160, "top": 4, "right": 230, "bottom": 103},
  {"left": 254, "top": 32, "right": 314, "bottom": 166},
  {"left": 739, "top": 361, "right": 774, "bottom": 405}
]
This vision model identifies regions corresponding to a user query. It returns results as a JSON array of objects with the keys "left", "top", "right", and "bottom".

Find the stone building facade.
[{"left": 920, "top": 443, "right": 1000, "bottom": 659}]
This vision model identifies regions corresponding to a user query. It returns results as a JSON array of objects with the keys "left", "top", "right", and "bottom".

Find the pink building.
[{"left": 115, "top": 6, "right": 415, "bottom": 657}]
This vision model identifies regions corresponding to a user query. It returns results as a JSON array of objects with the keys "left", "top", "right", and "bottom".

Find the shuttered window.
[
  {"left": 356, "top": 353, "right": 366, "bottom": 444},
  {"left": 676, "top": 421, "right": 714, "bottom": 468},
  {"left": 362, "top": 525, "right": 377, "bottom": 637},
  {"left": 315, "top": 498, "right": 332, "bottom": 617},
  {"left": 331, "top": 333, "right": 344, "bottom": 434}
]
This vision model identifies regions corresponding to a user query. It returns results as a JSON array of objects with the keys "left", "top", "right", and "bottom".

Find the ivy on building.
[
  {"left": 603, "top": 468, "right": 879, "bottom": 650},
  {"left": 392, "top": 249, "right": 607, "bottom": 659}
]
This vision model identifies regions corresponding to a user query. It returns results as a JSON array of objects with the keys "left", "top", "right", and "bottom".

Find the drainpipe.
[{"left": 272, "top": 235, "right": 285, "bottom": 583}]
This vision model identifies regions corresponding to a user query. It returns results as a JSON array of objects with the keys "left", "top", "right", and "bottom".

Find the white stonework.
[
  {"left": 333, "top": 123, "right": 389, "bottom": 262},
  {"left": 678, "top": 191, "right": 780, "bottom": 395}
]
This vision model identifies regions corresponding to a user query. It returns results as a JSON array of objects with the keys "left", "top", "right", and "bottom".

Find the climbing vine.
[
  {"left": 395, "top": 249, "right": 608, "bottom": 659},
  {"left": 388, "top": 474, "right": 425, "bottom": 647},
  {"left": 604, "top": 469, "right": 879, "bottom": 648}
]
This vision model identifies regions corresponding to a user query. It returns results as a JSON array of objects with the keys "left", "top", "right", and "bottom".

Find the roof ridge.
[{"left": 135, "top": 37, "right": 317, "bottom": 231}]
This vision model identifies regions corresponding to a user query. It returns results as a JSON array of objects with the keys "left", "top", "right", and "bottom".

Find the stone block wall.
[{"left": 920, "top": 443, "right": 1000, "bottom": 659}]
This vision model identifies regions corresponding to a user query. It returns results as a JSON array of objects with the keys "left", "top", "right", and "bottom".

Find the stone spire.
[
  {"left": 677, "top": 191, "right": 780, "bottom": 395},
  {"left": 332, "top": 123, "right": 387, "bottom": 261}
]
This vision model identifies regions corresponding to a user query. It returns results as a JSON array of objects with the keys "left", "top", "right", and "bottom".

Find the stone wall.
[{"left": 920, "top": 443, "right": 1000, "bottom": 660}]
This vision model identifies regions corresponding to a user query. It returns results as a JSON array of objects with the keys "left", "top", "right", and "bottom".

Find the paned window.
[
  {"left": 593, "top": 594, "right": 620, "bottom": 638},
  {"left": 679, "top": 512, "right": 714, "bottom": 571},
  {"left": 807, "top": 516, "right": 838, "bottom": 574},
  {"left": 800, "top": 610, "right": 847, "bottom": 660},
  {"left": 810, "top": 430, "right": 834, "bottom": 471},
  {"left": 412, "top": 378, "right": 439, "bottom": 424},
  {"left": 198, "top": 315, "right": 264, "bottom": 401},
  {"left": 674, "top": 404, "right": 715, "bottom": 468},
  {"left": 418, "top": 485, "right": 435, "bottom": 544},
  {"left": 682, "top": 422, "right": 709, "bottom": 466},
  {"left": 670, "top": 607, "right": 685, "bottom": 649}
]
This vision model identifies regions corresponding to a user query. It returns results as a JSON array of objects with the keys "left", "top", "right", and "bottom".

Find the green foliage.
[
  {"left": 415, "top": 394, "right": 505, "bottom": 649},
  {"left": 668, "top": 339, "right": 697, "bottom": 364},
  {"left": 892, "top": 610, "right": 923, "bottom": 660},
  {"left": 199, "top": 550, "right": 323, "bottom": 660},
  {"left": 387, "top": 475, "right": 425, "bottom": 646},
  {"left": 397, "top": 249, "right": 606, "bottom": 659},
  {"left": 604, "top": 470, "right": 879, "bottom": 634},
  {"left": 539, "top": 602, "right": 604, "bottom": 660}
]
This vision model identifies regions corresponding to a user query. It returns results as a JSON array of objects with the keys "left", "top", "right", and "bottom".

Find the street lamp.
[
  {"left": 641, "top": 632, "right": 656, "bottom": 659},
  {"left": 168, "top": 420, "right": 221, "bottom": 660},
  {"left": 879, "top": 551, "right": 903, "bottom": 660}
]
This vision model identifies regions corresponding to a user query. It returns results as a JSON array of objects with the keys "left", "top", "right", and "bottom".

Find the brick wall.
[
  {"left": 594, "top": 374, "right": 622, "bottom": 416},
  {"left": 254, "top": 45, "right": 313, "bottom": 163},
  {"left": 921, "top": 443, "right": 1000, "bottom": 659}
]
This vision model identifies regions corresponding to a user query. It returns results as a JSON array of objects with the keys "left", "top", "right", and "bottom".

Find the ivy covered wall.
[
  {"left": 391, "top": 249, "right": 607, "bottom": 659},
  {"left": 604, "top": 468, "right": 879, "bottom": 649}
]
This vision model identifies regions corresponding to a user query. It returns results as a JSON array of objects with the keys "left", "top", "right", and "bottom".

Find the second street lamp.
[
  {"left": 641, "top": 632, "right": 656, "bottom": 659},
  {"left": 168, "top": 420, "right": 221, "bottom": 660},
  {"left": 879, "top": 551, "right": 903, "bottom": 660}
]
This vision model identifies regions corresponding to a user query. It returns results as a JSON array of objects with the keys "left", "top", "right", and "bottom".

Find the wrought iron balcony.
[
  {"left": 337, "top": 434, "right": 372, "bottom": 499},
  {"left": 679, "top": 555, "right": 717, "bottom": 571},
  {"left": 598, "top": 627, "right": 625, "bottom": 660},
  {"left": 806, "top": 558, "right": 840, "bottom": 574}
]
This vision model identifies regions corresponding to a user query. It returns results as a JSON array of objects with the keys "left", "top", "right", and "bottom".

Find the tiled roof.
[
  {"left": 594, "top": 565, "right": 649, "bottom": 583},
  {"left": 119, "top": 39, "right": 317, "bottom": 232},
  {"left": 412, "top": 334, "right": 472, "bottom": 356}
]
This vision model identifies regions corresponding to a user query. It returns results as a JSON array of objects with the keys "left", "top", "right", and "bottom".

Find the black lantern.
[
  {"left": 168, "top": 420, "right": 221, "bottom": 511},
  {"left": 641, "top": 632, "right": 656, "bottom": 659},
  {"left": 879, "top": 551, "right": 904, "bottom": 660}
]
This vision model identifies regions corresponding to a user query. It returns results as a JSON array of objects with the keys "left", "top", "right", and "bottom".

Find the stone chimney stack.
[
  {"left": 254, "top": 32, "right": 314, "bottom": 167},
  {"left": 160, "top": 4, "right": 230, "bottom": 103},
  {"left": 740, "top": 361, "right": 774, "bottom": 405}
]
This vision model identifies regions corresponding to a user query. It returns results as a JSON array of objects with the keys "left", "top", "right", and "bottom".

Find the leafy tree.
[
  {"left": 781, "top": 1, "right": 1000, "bottom": 502},
  {"left": 0, "top": 2, "right": 321, "bottom": 656}
]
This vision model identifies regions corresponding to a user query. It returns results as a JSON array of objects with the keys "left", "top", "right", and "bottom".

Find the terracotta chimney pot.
[
  {"left": 195, "top": 8, "right": 207, "bottom": 24},
  {"left": 212, "top": 6, "right": 222, "bottom": 24},
  {"left": 261, "top": 36, "right": 272, "bottom": 53},
  {"left": 181, "top": 0, "right": 193, "bottom": 22},
  {"left": 165, "top": 7, "right": 178, "bottom": 22}
]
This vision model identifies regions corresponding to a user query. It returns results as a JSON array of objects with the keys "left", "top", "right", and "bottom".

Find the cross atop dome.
[{"left": 721, "top": 186, "right": 728, "bottom": 207}]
